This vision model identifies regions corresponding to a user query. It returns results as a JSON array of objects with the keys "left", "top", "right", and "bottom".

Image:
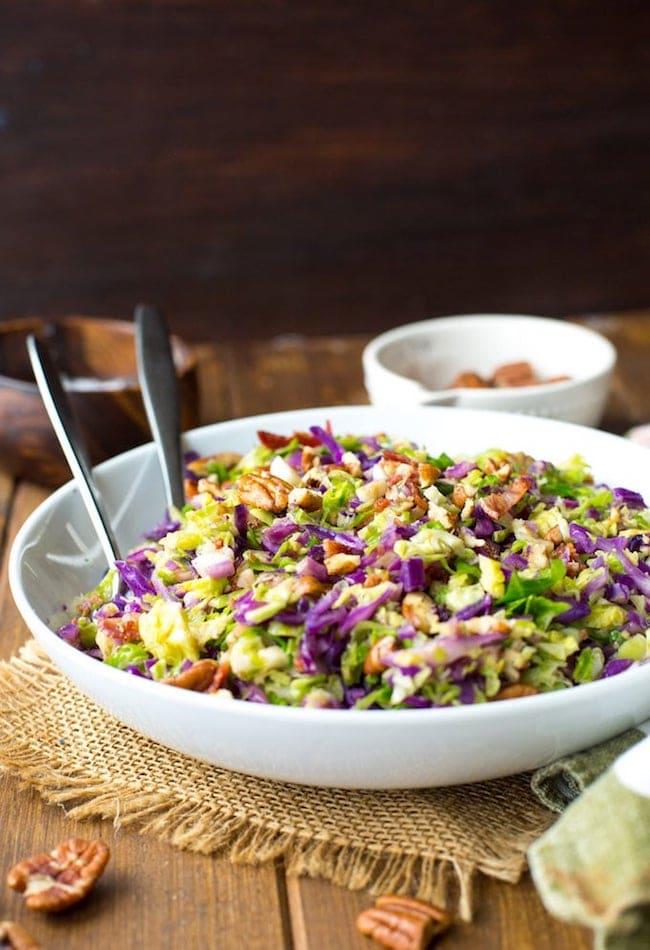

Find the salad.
[{"left": 58, "top": 424, "right": 650, "bottom": 709}]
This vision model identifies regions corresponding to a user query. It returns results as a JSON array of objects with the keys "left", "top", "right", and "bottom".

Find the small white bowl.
[{"left": 363, "top": 314, "right": 617, "bottom": 426}]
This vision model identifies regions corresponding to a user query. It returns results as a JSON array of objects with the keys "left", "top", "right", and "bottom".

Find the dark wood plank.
[
  {"left": 192, "top": 341, "right": 237, "bottom": 426},
  {"left": 223, "top": 333, "right": 369, "bottom": 418},
  {"left": 0, "top": 773, "right": 292, "bottom": 950},
  {"left": 576, "top": 310, "right": 650, "bottom": 434},
  {"left": 0, "top": 3, "right": 648, "bottom": 340},
  {"left": 0, "top": 480, "right": 48, "bottom": 659}
]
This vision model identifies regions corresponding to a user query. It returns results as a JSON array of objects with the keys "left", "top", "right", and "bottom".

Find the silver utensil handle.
[
  {"left": 134, "top": 304, "right": 185, "bottom": 512},
  {"left": 27, "top": 333, "right": 122, "bottom": 569}
]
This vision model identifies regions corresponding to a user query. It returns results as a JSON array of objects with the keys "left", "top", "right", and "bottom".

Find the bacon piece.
[{"left": 481, "top": 475, "right": 532, "bottom": 521}]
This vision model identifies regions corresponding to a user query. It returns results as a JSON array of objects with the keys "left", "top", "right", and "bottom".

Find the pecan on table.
[
  {"left": 7, "top": 838, "right": 110, "bottom": 913},
  {"left": 0, "top": 920, "right": 41, "bottom": 950},
  {"left": 356, "top": 894, "right": 452, "bottom": 950}
]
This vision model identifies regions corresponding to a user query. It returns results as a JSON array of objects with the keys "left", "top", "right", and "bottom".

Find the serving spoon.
[
  {"left": 27, "top": 306, "right": 184, "bottom": 600},
  {"left": 26, "top": 332, "right": 123, "bottom": 581},
  {"left": 134, "top": 303, "right": 185, "bottom": 513}
]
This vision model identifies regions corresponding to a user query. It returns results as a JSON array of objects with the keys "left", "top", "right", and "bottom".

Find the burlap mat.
[{"left": 0, "top": 640, "right": 555, "bottom": 920}]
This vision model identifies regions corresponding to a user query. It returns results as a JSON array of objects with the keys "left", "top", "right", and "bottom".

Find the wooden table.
[{"left": 0, "top": 310, "right": 648, "bottom": 949}]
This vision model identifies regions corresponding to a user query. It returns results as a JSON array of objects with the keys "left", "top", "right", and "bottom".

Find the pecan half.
[
  {"left": 356, "top": 894, "right": 452, "bottom": 949},
  {"left": 7, "top": 838, "right": 110, "bottom": 913},
  {"left": 375, "top": 894, "right": 452, "bottom": 933},
  {"left": 237, "top": 471, "right": 291, "bottom": 513},
  {"left": 450, "top": 370, "right": 489, "bottom": 389},
  {"left": 491, "top": 361, "right": 538, "bottom": 388},
  {"left": 0, "top": 921, "right": 41, "bottom": 950}
]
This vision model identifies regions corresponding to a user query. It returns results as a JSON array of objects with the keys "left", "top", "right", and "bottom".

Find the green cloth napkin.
[
  {"left": 531, "top": 727, "right": 646, "bottom": 813},
  {"left": 529, "top": 726, "right": 650, "bottom": 949}
]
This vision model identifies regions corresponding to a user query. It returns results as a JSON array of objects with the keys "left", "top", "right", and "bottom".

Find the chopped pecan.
[
  {"left": 293, "top": 575, "right": 326, "bottom": 598},
  {"left": 7, "top": 838, "right": 110, "bottom": 913},
  {"left": 407, "top": 483, "right": 429, "bottom": 519},
  {"left": 324, "top": 552, "right": 361, "bottom": 575},
  {"left": 300, "top": 445, "right": 320, "bottom": 471},
  {"left": 544, "top": 525, "right": 564, "bottom": 544},
  {"left": 0, "top": 921, "right": 41, "bottom": 950},
  {"left": 555, "top": 541, "right": 581, "bottom": 577},
  {"left": 340, "top": 451, "right": 363, "bottom": 477},
  {"left": 363, "top": 635, "right": 396, "bottom": 675},
  {"left": 401, "top": 591, "right": 436, "bottom": 633},
  {"left": 356, "top": 478, "right": 387, "bottom": 505},
  {"left": 237, "top": 471, "right": 291, "bottom": 513},
  {"left": 161, "top": 658, "right": 221, "bottom": 691},
  {"left": 322, "top": 539, "right": 356, "bottom": 557},
  {"left": 450, "top": 483, "right": 474, "bottom": 510},
  {"left": 482, "top": 459, "right": 512, "bottom": 482},
  {"left": 363, "top": 570, "right": 389, "bottom": 588},
  {"left": 417, "top": 462, "right": 440, "bottom": 487},
  {"left": 385, "top": 480, "right": 428, "bottom": 519},
  {"left": 356, "top": 894, "right": 452, "bottom": 949},
  {"left": 288, "top": 487, "right": 322, "bottom": 511},
  {"left": 494, "top": 683, "right": 539, "bottom": 700},
  {"left": 194, "top": 477, "right": 228, "bottom": 500}
]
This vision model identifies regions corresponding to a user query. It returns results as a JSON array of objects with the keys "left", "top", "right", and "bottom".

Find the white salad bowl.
[
  {"left": 9, "top": 405, "right": 650, "bottom": 789},
  {"left": 363, "top": 314, "right": 617, "bottom": 426}
]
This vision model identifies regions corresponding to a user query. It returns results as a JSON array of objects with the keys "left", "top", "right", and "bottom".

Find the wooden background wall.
[{"left": 1, "top": 1, "right": 648, "bottom": 342}]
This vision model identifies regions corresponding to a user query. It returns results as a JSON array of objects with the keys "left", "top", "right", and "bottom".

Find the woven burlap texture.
[{"left": 0, "top": 640, "right": 555, "bottom": 920}]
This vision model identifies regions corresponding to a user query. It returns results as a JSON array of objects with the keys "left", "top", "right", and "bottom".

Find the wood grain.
[
  {"left": 0, "top": 3, "right": 648, "bottom": 341},
  {"left": 0, "top": 311, "right": 647, "bottom": 948},
  {"left": 0, "top": 317, "right": 199, "bottom": 486}
]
